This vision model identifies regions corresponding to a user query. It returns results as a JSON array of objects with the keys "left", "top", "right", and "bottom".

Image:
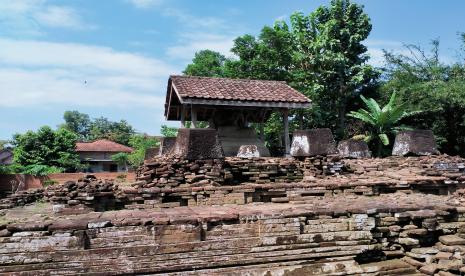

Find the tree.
[
  {"left": 348, "top": 92, "right": 419, "bottom": 156},
  {"left": 289, "top": 0, "right": 379, "bottom": 137},
  {"left": 89, "top": 117, "right": 135, "bottom": 145},
  {"left": 225, "top": 22, "right": 294, "bottom": 81},
  {"left": 62, "top": 111, "right": 91, "bottom": 140},
  {"left": 381, "top": 38, "right": 465, "bottom": 155},
  {"left": 184, "top": 50, "right": 227, "bottom": 77},
  {"left": 111, "top": 152, "right": 129, "bottom": 172},
  {"left": 127, "top": 135, "right": 159, "bottom": 168},
  {"left": 0, "top": 140, "right": 8, "bottom": 150},
  {"left": 12, "top": 126, "right": 82, "bottom": 172},
  {"left": 160, "top": 125, "right": 178, "bottom": 137},
  {"left": 61, "top": 111, "right": 136, "bottom": 146}
]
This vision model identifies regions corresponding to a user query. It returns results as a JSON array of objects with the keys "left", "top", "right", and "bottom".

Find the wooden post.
[
  {"left": 180, "top": 105, "right": 186, "bottom": 128},
  {"left": 191, "top": 106, "right": 197, "bottom": 128},
  {"left": 259, "top": 122, "right": 264, "bottom": 141},
  {"left": 283, "top": 109, "right": 290, "bottom": 156},
  {"left": 299, "top": 112, "right": 304, "bottom": 130}
]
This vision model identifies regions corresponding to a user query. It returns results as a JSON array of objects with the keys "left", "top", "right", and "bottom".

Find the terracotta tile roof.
[
  {"left": 170, "top": 75, "right": 311, "bottom": 103},
  {"left": 76, "top": 139, "right": 133, "bottom": 153}
]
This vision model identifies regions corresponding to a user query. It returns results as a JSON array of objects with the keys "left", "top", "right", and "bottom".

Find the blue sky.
[{"left": 1, "top": 0, "right": 464, "bottom": 140}]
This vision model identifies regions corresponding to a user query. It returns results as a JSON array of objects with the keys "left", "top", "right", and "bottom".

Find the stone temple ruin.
[{"left": 0, "top": 76, "right": 465, "bottom": 275}]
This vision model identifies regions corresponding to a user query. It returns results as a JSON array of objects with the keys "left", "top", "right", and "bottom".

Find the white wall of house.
[{"left": 78, "top": 151, "right": 128, "bottom": 173}]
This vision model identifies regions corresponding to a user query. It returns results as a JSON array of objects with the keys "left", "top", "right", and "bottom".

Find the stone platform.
[
  {"left": 1, "top": 192, "right": 465, "bottom": 275},
  {"left": 2, "top": 155, "right": 465, "bottom": 275}
]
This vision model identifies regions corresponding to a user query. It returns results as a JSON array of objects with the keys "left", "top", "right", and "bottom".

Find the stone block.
[
  {"left": 337, "top": 139, "right": 372, "bottom": 158},
  {"left": 439, "top": 235, "right": 465, "bottom": 246},
  {"left": 419, "top": 264, "right": 439, "bottom": 275},
  {"left": 290, "top": 128, "right": 337, "bottom": 157},
  {"left": 172, "top": 128, "right": 224, "bottom": 160},
  {"left": 144, "top": 147, "right": 160, "bottom": 160},
  {"left": 237, "top": 145, "right": 260, "bottom": 158},
  {"left": 159, "top": 137, "right": 176, "bottom": 155},
  {"left": 392, "top": 130, "right": 439, "bottom": 156}
]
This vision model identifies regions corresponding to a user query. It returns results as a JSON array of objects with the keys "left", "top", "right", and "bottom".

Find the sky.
[{"left": 1, "top": 0, "right": 464, "bottom": 140}]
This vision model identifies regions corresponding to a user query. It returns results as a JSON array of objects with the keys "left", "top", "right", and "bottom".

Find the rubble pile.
[
  {"left": 0, "top": 188, "right": 43, "bottom": 210},
  {"left": 136, "top": 155, "right": 347, "bottom": 187},
  {"left": 44, "top": 175, "right": 119, "bottom": 212},
  {"left": 136, "top": 155, "right": 226, "bottom": 187}
]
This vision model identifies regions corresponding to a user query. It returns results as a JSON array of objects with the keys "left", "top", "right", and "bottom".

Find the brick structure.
[{"left": 2, "top": 154, "right": 465, "bottom": 274}]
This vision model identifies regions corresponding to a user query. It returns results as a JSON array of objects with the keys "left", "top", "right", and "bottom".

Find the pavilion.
[{"left": 164, "top": 75, "right": 311, "bottom": 156}]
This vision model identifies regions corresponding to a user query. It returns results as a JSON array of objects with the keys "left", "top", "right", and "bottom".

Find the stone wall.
[
  {"left": 2, "top": 155, "right": 465, "bottom": 274},
  {"left": 48, "top": 172, "right": 135, "bottom": 184},
  {"left": 0, "top": 193, "right": 464, "bottom": 275}
]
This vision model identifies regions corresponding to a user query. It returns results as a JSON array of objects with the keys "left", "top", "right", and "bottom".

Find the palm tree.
[{"left": 348, "top": 92, "right": 420, "bottom": 156}]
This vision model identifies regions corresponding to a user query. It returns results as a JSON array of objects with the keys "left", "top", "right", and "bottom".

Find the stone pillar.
[
  {"left": 283, "top": 109, "right": 290, "bottom": 156},
  {"left": 190, "top": 106, "right": 197, "bottom": 129},
  {"left": 259, "top": 122, "right": 264, "bottom": 141}
]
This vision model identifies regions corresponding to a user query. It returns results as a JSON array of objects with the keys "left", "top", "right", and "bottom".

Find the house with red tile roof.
[
  {"left": 164, "top": 75, "right": 311, "bottom": 156},
  {"left": 76, "top": 139, "right": 133, "bottom": 172}
]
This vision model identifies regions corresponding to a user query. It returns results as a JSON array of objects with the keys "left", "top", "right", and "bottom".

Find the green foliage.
[
  {"left": 127, "top": 135, "right": 159, "bottom": 168},
  {"left": 12, "top": 126, "right": 82, "bottom": 172},
  {"left": 289, "top": 0, "right": 380, "bottom": 137},
  {"left": 61, "top": 110, "right": 91, "bottom": 140},
  {"left": 381, "top": 38, "right": 465, "bottom": 155},
  {"left": 0, "top": 165, "right": 13, "bottom": 174},
  {"left": 111, "top": 152, "right": 129, "bottom": 168},
  {"left": 42, "top": 179, "right": 58, "bottom": 187},
  {"left": 89, "top": 117, "right": 135, "bottom": 146},
  {"left": 0, "top": 140, "right": 8, "bottom": 150},
  {"left": 61, "top": 111, "right": 135, "bottom": 146},
  {"left": 348, "top": 92, "right": 418, "bottom": 156},
  {"left": 160, "top": 125, "right": 178, "bottom": 137},
  {"left": 116, "top": 174, "right": 127, "bottom": 181},
  {"left": 20, "top": 164, "right": 63, "bottom": 176},
  {"left": 224, "top": 22, "right": 294, "bottom": 81},
  {"left": 181, "top": 0, "right": 378, "bottom": 151},
  {"left": 184, "top": 50, "right": 227, "bottom": 77}
]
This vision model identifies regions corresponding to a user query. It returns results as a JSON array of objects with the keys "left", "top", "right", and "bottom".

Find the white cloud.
[
  {"left": 365, "top": 39, "right": 404, "bottom": 67},
  {"left": 126, "top": 0, "right": 163, "bottom": 9},
  {"left": 0, "top": 38, "right": 180, "bottom": 108},
  {"left": 167, "top": 33, "right": 235, "bottom": 60},
  {"left": 162, "top": 9, "right": 239, "bottom": 61},
  {"left": 163, "top": 8, "right": 226, "bottom": 29},
  {"left": 0, "top": 0, "right": 91, "bottom": 35},
  {"left": 33, "top": 6, "right": 88, "bottom": 29}
]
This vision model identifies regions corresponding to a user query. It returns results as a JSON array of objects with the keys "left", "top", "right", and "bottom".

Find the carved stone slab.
[
  {"left": 237, "top": 145, "right": 260, "bottom": 158},
  {"left": 290, "top": 128, "right": 337, "bottom": 157},
  {"left": 337, "top": 140, "right": 372, "bottom": 159},
  {"left": 392, "top": 130, "right": 439, "bottom": 156}
]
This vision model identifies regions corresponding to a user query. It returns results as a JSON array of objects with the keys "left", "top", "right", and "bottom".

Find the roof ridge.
[{"left": 170, "top": 75, "right": 287, "bottom": 83}]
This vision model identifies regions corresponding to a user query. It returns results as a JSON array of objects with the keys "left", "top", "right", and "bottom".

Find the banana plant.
[{"left": 348, "top": 92, "right": 421, "bottom": 156}]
